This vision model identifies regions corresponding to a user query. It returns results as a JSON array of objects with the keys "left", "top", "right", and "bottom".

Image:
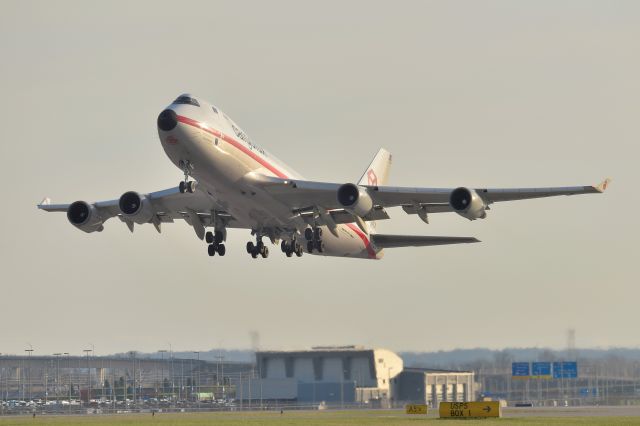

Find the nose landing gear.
[{"left": 178, "top": 160, "right": 197, "bottom": 193}]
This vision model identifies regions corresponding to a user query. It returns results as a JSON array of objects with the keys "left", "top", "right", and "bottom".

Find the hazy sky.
[{"left": 1, "top": 1, "right": 637, "bottom": 357}]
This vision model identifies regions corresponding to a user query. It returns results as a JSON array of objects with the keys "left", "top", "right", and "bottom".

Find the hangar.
[
  {"left": 233, "top": 346, "right": 476, "bottom": 406},
  {"left": 234, "top": 346, "right": 403, "bottom": 405}
]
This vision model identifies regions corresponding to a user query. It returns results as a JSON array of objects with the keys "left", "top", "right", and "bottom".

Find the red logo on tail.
[{"left": 367, "top": 169, "right": 378, "bottom": 186}]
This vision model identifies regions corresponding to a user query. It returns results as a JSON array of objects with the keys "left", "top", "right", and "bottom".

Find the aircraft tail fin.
[
  {"left": 358, "top": 148, "right": 392, "bottom": 187},
  {"left": 357, "top": 148, "right": 392, "bottom": 235}
]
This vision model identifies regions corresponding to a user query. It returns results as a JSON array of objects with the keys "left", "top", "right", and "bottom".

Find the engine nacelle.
[
  {"left": 66, "top": 201, "right": 104, "bottom": 233},
  {"left": 449, "top": 187, "right": 487, "bottom": 220},
  {"left": 119, "top": 191, "right": 154, "bottom": 224},
  {"left": 337, "top": 183, "right": 374, "bottom": 217}
]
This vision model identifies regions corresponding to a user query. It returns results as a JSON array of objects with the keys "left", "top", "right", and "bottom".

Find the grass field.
[{"left": 1, "top": 411, "right": 640, "bottom": 426}]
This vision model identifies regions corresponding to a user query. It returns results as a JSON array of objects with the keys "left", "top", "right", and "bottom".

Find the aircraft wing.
[
  {"left": 38, "top": 186, "right": 243, "bottom": 239},
  {"left": 249, "top": 173, "right": 610, "bottom": 217},
  {"left": 371, "top": 234, "right": 480, "bottom": 248}
]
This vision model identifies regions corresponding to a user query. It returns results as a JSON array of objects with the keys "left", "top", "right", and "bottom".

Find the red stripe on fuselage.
[
  {"left": 176, "top": 114, "right": 377, "bottom": 259},
  {"left": 177, "top": 115, "right": 287, "bottom": 179}
]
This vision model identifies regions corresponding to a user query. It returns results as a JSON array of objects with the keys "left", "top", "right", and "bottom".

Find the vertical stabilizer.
[
  {"left": 358, "top": 148, "right": 392, "bottom": 187},
  {"left": 357, "top": 148, "right": 392, "bottom": 236}
]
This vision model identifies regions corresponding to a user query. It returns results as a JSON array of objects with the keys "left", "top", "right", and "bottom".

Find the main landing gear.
[
  {"left": 305, "top": 227, "right": 324, "bottom": 253},
  {"left": 206, "top": 230, "right": 225, "bottom": 257},
  {"left": 246, "top": 235, "right": 269, "bottom": 259},
  {"left": 178, "top": 160, "right": 196, "bottom": 193},
  {"left": 281, "top": 240, "right": 303, "bottom": 258}
]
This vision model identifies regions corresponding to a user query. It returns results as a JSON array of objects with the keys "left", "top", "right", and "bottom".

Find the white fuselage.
[{"left": 158, "top": 97, "right": 381, "bottom": 259}]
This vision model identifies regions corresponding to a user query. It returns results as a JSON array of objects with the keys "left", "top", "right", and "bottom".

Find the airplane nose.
[{"left": 157, "top": 109, "right": 178, "bottom": 131}]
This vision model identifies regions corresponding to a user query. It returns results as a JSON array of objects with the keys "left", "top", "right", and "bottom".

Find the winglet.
[
  {"left": 38, "top": 197, "right": 52, "bottom": 207},
  {"left": 595, "top": 178, "right": 612, "bottom": 193}
]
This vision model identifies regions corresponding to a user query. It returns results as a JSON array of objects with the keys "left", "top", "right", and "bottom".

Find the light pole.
[
  {"left": 216, "top": 354, "right": 225, "bottom": 400},
  {"left": 129, "top": 351, "right": 136, "bottom": 407},
  {"left": 25, "top": 346, "right": 33, "bottom": 402},
  {"left": 64, "top": 352, "right": 71, "bottom": 408},
  {"left": 168, "top": 343, "right": 174, "bottom": 401},
  {"left": 158, "top": 350, "right": 167, "bottom": 399},
  {"left": 83, "top": 349, "right": 92, "bottom": 404},
  {"left": 193, "top": 351, "right": 199, "bottom": 409},
  {"left": 53, "top": 353, "right": 62, "bottom": 400}
]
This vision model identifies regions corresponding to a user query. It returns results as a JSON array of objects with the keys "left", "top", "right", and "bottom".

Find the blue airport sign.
[
  {"left": 531, "top": 362, "right": 552, "bottom": 378},
  {"left": 553, "top": 361, "right": 578, "bottom": 379},
  {"left": 511, "top": 362, "right": 530, "bottom": 378}
]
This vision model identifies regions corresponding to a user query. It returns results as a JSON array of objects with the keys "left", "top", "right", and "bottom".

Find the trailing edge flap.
[
  {"left": 186, "top": 208, "right": 205, "bottom": 240},
  {"left": 371, "top": 234, "right": 480, "bottom": 248},
  {"left": 298, "top": 206, "right": 389, "bottom": 225}
]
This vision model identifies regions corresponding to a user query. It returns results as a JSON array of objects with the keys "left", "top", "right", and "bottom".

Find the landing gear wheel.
[
  {"left": 179, "top": 181, "right": 186, "bottom": 194},
  {"left": 215, "top": 230, "right": 224, "bottom": 244},
  {"left": 260, "top": 246, "right": 269, "bottom": 258},
  {"left": 187, "top": 181, "right": 196, "bottom": 193},
  {"left": 207, "top": 244, "right": 216, "bottom": 256},
  {"left": 315, "top": 240, "right": 325, "bottom": 253},
  {"left": 307, "top": 241, "right": 314, "bottom": 253},
  {"left": 217, "top": 244, "right": 226, "bottom": 256},
  {"left": 314, "top": 227, "right": 323, "bottom": 240},
  {"left": 295, "top": 244, "right": 303, "bottom": 257},
  {"left": 281, "top": 241, "right": 288, "bottom": 253},
  {"left": 246, "top": 242, "right": 255, "bottom": 254},
  {"left": 205, "top": 231, "right": 214, "bottom": 244},
  {"left": 256, "top": 241, "right": 264, "bottom": 253},
  {"left": 251, "top": 251, "right": 258, "bottom": 259},
  {"left": 304, "top": 228, "right": 314, "bottom": 241},
  {"left": 286, "top": 251, "right": 293, "bottom": 257}
]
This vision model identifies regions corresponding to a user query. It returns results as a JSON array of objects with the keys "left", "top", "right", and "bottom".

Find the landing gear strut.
[
  {"left": 205, "top": 230, "right": 225, "bottom": 257},
  {"left": 305, "top": 226, "right": 324, "bottom": 253},
  {"left": 178, "top": 160, "right": 196, "bottom": 193},
  {"left": 246, "top": 234, "right": 269, "bottom": 259}
]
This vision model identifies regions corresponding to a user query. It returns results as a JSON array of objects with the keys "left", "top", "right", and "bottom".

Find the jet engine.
[
  {"left": 337, "top": 183, "right": 373, "bottom": 217},
  {"left": 119, "top": 191, "right": 154, "bottom": 224},
  {"left": 449, "top": 187, "right": 487, "bottom": 220},
  {"left": 66, "top": 201, "right": 104, "bottom": 233}
]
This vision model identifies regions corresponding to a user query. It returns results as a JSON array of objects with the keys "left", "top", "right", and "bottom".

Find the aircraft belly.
[
  {"left": 192, "top": 164, "right": 295, "bottom": 230},
  {"left": 310, "top": 224, "right": 379, "bottom": 260}
]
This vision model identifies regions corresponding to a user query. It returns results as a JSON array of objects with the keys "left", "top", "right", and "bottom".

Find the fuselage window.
[{"left": 173, "top": 96, "right": 200, "bottom": 107}]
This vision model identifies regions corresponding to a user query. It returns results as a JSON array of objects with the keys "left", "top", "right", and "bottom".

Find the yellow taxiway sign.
[
  {"left": 405, "top": 404, "right": 428, "bottom": 414},
  {"left": 439, "top": 401, "right": 501, "bottom": 418}
]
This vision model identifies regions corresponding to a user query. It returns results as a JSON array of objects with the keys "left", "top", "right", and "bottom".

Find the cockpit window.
[{"left": 173, "top": 96, "right": 200, "bottom": 107}]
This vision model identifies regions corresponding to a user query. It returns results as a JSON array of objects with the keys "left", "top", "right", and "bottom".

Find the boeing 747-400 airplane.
[{"left": 38, "top": 94, "right": 609, "bottom": 260}]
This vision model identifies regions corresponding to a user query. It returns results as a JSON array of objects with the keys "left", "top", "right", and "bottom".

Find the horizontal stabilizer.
[{"left": 371, "top": 234, "right": 480, "bottom": 249}]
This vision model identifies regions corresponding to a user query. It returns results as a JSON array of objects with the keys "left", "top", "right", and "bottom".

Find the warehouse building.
[{"left": 393, "top": 367, "right": 475, "bottom": 407}]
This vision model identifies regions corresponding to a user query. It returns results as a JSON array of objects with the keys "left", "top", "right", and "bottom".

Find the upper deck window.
[{"left": 173, "top": 96, "right": 200, "bottom": 107}]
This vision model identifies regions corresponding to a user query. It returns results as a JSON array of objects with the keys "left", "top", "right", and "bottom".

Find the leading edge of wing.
[{"left": 371, "top": 234, "right": 480, "bottom": 249}]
